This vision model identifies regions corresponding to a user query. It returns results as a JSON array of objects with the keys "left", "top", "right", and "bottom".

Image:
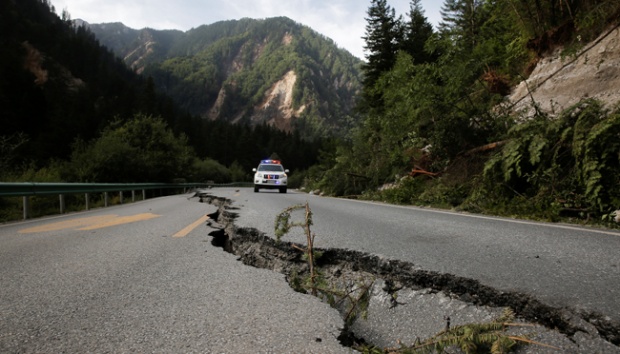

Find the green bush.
[
  {"left": 286, "top": 170, "right": 306, "bottom": 189},
  {"left": 375, "top": 177, "right": 427, "bottom": 205},
  {"left": 228, "top": 161, "right": 248, "bottom": 183},
  {"left": 190, "top": 158, "right": 231, "bottom": 183},
  {"left": 68, "top": 114, "right": 195, "bottom": 183}
]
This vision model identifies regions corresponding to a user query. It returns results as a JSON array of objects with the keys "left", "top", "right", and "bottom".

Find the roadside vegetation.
[{"left": 301, "top": 0, "right": 620, "bottom": 225}]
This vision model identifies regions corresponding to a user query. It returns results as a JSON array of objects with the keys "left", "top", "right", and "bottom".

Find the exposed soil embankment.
[
  {"left": 508, "top": 25, "right": 620, "bottom": 117},
  {"left": 198, "top": 193, "right": 620, "bottom": 352}
]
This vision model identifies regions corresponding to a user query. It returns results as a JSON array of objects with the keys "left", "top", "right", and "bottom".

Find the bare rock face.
[
  {"left": 251, "top": 70, "right": 306, "bottom": 132},
  {"left": 508, "top": 26, "right": 620, "bottom": 117}
]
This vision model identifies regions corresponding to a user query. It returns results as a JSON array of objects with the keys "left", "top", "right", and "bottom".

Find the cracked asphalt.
[
  {"left": 2, "top": 187, "right": 620, "bottom": 353},
  {"left": 0, "top": 193, "right": 350, "bottom": 353},
  {"left": 220, "top": 188, "right": 620, "bottom": 325},
  {"left": 209, "top": 187, "right": 620, "bottom": 352}
]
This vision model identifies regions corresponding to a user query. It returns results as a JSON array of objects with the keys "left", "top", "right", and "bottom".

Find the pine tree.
[
  {"left": 439, "top": 0, "right": 486, "bottom": 51},
  {"left": 401, "top": 0, "right": 436, "bottom": 64},
  {"left": 361, "top": 0, "right": 403, "bottom": 111}
]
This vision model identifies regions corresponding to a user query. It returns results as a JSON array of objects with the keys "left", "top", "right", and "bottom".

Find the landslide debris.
[{"left": 508, "top": 25, "right": 620, "bottom": 118}]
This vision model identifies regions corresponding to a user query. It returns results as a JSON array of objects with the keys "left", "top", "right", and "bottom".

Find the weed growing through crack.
[
  {"left": 275, "top": 203, "right": 556, "bottom": 353},
  {"left": 275, "top": 202, "right": 319, "bottom": 295},
  {"left": 364, "top": 308, "right": 558, "bottom": 354},
  {"left": 275, "top": 202, "right": 373, "bottom": 325}
]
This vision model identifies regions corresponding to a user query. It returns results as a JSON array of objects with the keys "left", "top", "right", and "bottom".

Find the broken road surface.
[
  {"left": 2, "top": 188, "right": 619, "bottom": 353},
  {"left": 207, "top": 187, "right": 620, "bottom": 351}
]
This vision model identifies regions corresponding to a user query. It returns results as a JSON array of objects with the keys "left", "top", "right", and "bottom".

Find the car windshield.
[{"left": 258, "top": 164, "right": 284, "bottom": 172}]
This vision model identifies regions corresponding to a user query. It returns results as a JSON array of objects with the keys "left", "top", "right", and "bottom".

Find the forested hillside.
[
  {"left": 0, "top": 0, "right": 323, "bottom": 187},
  {"left": 308, "top": 0, "right": 620, "bottom": 224},
  {"left": 87, "top": 18, "right": 363, "bottom": 138}
]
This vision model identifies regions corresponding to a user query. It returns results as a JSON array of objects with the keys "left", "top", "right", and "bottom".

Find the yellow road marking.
[
  {"left": 19, "top": 213, "right": 161, "bottom": 233},
  {"left": 173, "top": 215, "right": 210, "bottom": 238},
  {"left": 19, "top": 215, "right": 117, "bottom": 233},
  {"left": 78, "top": 213, "right": 161, "bottom": 230}
]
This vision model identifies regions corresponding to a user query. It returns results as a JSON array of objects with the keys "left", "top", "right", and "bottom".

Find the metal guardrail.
[
  {"left": 0, "top": 182, "right": 214, "bottom": 220},
  {"left": 0, "top": 182, "right": 209, "bottom": 197}
]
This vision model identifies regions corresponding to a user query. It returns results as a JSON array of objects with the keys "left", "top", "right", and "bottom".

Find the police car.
[{"left": 252, "top": 159, "right": 289, "bottom": 193}]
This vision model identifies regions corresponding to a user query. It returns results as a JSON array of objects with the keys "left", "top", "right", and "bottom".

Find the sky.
[{"left": 48, "top": 0, "right": 444, "bottom": 59}]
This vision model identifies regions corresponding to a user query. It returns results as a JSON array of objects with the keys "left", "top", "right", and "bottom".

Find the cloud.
[{"left": 50, "top": 0, "right": 443, "bottom": 59}]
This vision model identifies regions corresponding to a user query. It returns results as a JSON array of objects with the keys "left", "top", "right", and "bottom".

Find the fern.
[
  {"left": 527, "top": 134, "right": 546, "bottom": 165},
  {"left": 481, "top": 98, "right": 620, "bottom": 218}
]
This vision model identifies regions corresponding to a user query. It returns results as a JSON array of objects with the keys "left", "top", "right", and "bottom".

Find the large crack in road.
[{"left": 199, "top": 192, "right": 620, "bottom": 353}]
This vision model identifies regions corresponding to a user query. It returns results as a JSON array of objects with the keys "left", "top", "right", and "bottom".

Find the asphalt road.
[
  {"left": 217, "top": 187, "right": 620, "bottom": 323},
  {"left": 0, "top": 193, "right": 349, "bottom": 353},
  {"left": 2, "top": 187, "right": 620, "bottom": 353}
]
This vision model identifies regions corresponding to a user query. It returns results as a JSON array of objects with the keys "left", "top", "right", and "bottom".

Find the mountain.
[
  {"left": 0, "top": 0, "right": 169, "bottom": 162},
  {"left": 86, "top": 18, "right": 364, "bottom": 138},
  {"left": 1, "top": 0, "right": 325, "bottom": 174}
]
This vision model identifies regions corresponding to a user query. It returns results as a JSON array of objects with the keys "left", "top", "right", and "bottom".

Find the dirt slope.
[{"left": 508, "top": 25, "right": 620, "bottom": 117}]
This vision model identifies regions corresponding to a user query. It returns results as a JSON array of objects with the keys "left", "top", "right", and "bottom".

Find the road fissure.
[{"left": 199, "top": 191, "right": 620, "bottom": 352}]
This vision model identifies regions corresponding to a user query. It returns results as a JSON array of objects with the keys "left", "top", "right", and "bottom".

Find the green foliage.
[
  {"left": 315, "top": 0, "right": 620, "bottom": 226},
  {"left": 321, "top": 0, "right": 527, "bottom": 196},
  {"left": 480, "top": 99, "right": 620, "bottom": 218},
  {"left": 504, "top": 0, "right": 620, "bottom": 46},
  {"left": 362, "top": 0, "right": 403, "bottom": 104},
  {"left": 339, "top": 280, "right": 374, "bottom": 327},
  {"left": 228, "top": 161, "right": 248, "bottom": 182},
  {"left": 439, "top": 0, "right": 489, "bottom": 52},
  {"left": 417, "top": 181, "right": 470, "bottom": 208},
  {"left": 190, "top": 158, "right": 232, "bottom": 183},
  {"left": 274, "top": 203, "right": 313, "bottom": 242},
  {"left": 1, "top": 0, "right": 186, "bottom": 165},
  {"left": 371, "top": 177, "right": 427, "bottom": 205},
  {"left": 400, "top": 308, "right": 555, "bottom": 354},
  {"left": 401, "top": 0, "right": 437, "bottom": 65},
  {"left": 0, "top": 133, "right": 29, "bottom": 179},
  {"left": 68, "top": 114, "right": 194, "bottom": 182}
]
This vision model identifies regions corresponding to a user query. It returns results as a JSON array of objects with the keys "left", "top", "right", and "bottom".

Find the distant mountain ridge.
[{"left": 85, "top": 17, "right": 364, "bottom": 138}]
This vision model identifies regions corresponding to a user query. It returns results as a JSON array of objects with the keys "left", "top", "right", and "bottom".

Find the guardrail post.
[
  {"left": 104, "top": 192, "right": 108, "bottom": 207},
  {"left": 23, "top": 196, "right": 30, "bottom": 220},
  {"left": 0, "top": 183, "right": 195, "bottom": 221}
]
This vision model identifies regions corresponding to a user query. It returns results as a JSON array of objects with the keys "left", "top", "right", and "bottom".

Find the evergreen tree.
[
  {"left": 401, "top": 0, "right": 436, "bottom": 64},
  {"left": 439, "top": 0, "right": 486, "bottom": 51},
  {"left": 361, "top": 0, "right": 403, "bottom": 111}
]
